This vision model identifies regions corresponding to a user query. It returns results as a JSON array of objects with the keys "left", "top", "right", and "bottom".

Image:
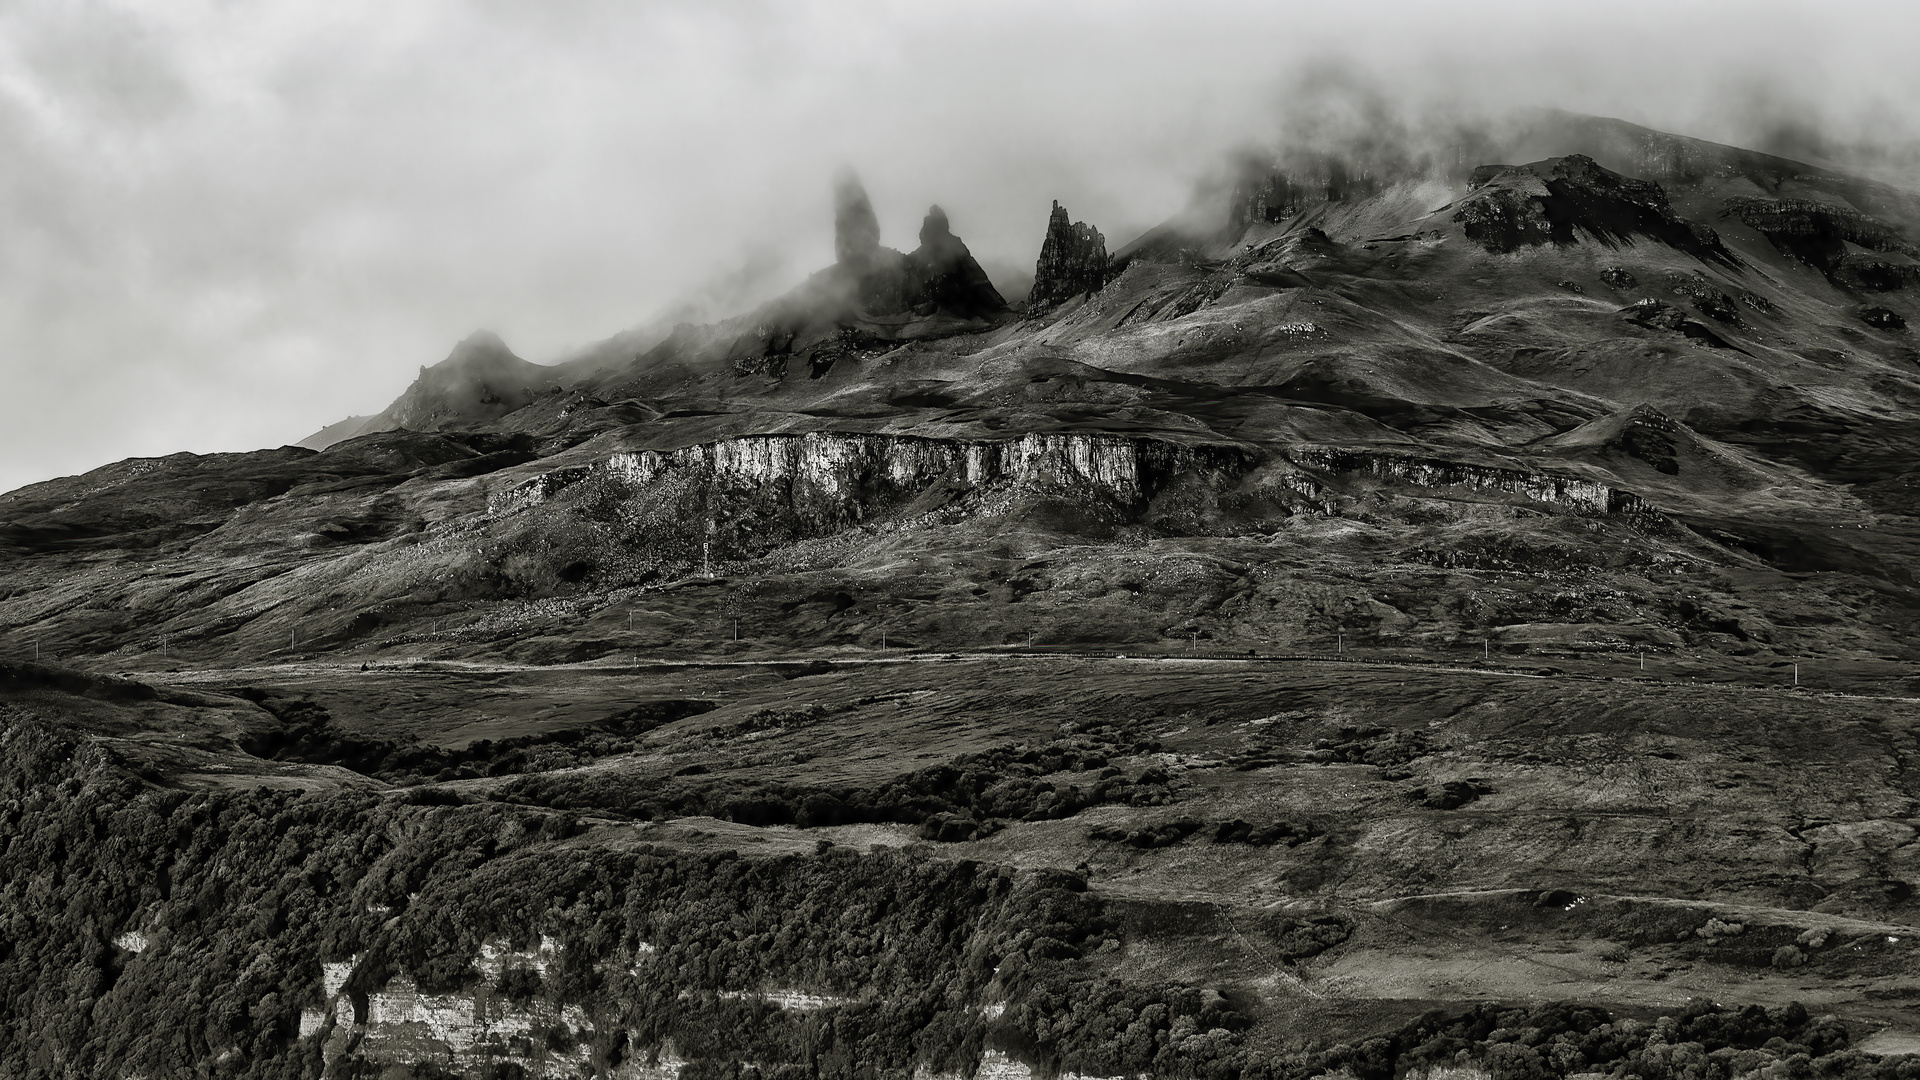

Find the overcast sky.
[{"left": 4, "top": 0, "right": 1919, "bottom": 494}]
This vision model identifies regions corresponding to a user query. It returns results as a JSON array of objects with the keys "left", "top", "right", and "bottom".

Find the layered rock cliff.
[{"left": 484, "top": 432, "right": 1650, "bottom": 583}]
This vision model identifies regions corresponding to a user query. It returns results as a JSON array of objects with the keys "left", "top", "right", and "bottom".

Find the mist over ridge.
[{"left": 3, "top": 1, "right": 1920, "bottom": 495}]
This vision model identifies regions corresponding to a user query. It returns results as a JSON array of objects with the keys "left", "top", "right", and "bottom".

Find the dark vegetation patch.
[
  {"left": 4, "top": 684, "right": 1917, "bottom": 1080},
  {"left": 1, "top": 660, "right": 161, "bottom": 703},
  {"left": 1086, "top": 818, "right": 1323, "bottom": 850},
  {"left": 499, "top": 724, "right": 1179, "bottom": 833},
  {"left": 1229, "top": 724, "right": 1429, "bottom": 771},
  {"left": 1212, "top": 818, "right": 1323, "bottom": 847},
  {"left": 1319, "top": 998, "right": 1868, "bottom": 1080},
  {"left": 0, "top": 713, "right": 1268, "bottom": 1080},
  {"left": 231, "top": 689, "right": 717, "bottom": 782},
  {"left": 1409, "top": 779, "right": 1495, "bottom": 809},
  {"left": 1089, "top": 820, "right": 1203, "bottom": 849}
]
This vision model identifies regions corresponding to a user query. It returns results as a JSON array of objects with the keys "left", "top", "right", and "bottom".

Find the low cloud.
[{"left": 2, "top": 0, "right": 1916, "bottom": 492}]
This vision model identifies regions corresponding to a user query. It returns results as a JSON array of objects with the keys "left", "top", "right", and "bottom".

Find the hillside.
[{"left": 2, "top": 115, "right": 1919, "bottom": 1080}]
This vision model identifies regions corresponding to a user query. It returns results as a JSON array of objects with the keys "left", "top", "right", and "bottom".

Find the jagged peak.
[{"left": 1029, "top": 200, "right": 1110, "bottom": 307}]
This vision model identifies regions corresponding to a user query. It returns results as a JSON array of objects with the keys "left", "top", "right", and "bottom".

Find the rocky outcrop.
[
  {"left": 1620, "top": 299, "right": 1742, "bottom": 349},
  {"left": 903, "top": 205, "right": 1008, "bottom": 317},
  {"left": 1858, "top": 305, "right": 1907, "bottom": 330},
  {"left": 301, "top": 942, "right": 660, "bottom": 1078},
  {"left": 833, "top": 172, "right": 883, "bottom": 268},
  {"left": 1286, "top": 448, "right": 1650, "bottom": 514},
  {"left": 1833, "top": 252, "right": 1920, "bottom": 292},
  {"left": 493, "top": 432, "right": 1252, "bottom": 518},
  {"left": 1600, "top": 266, "right": 1638, "bottom": 289},
  {"left": 1722, "top": 197, "right": 1920, "bottom": 290},
  {"left": 362, "top": 331, "right": 553, "bottom": 433},
  {"left": 827, "top": 178, "right": 1006, "bottom": 318},
  {"left": 1029, "top": 202, "right": 1110, "bottom": 307},
  {"left": 1723, "top": 197, "right": 1913, "bottom": 256},
  {"left": 487, "top": 432, "right": 1648, "bottom": 578},
  {"left": 1452, "top": 155, "right": 1733, "bottom": 263},
  {"left": 831, "top": 174, "right": 913, "bottom": 314}
]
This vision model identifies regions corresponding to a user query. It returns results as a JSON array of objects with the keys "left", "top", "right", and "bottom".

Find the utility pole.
[
  {"left": 1638, "top": 651, "right": 1645, "bottom": 671},
  {"left": 882, "top": 630, "right": 888, "bottom": 649},
  {"left": 1338, "top": 633, "right": 1344, "bottom": 657},
  {"left": 1484, "top": 639, "right": 1490, "bottom": 660},
  {"left": 628, "top": 611, "right": 634, "bottom": 632},
  {"left": 733, "top": 618, "right": 739, "bottom": 642},
  {"left": 1027, "top": 630, "right": 1035, "bottom": 649},
  {"left": 1793, "top": 660, "right": 1800, "bottom": 686}
]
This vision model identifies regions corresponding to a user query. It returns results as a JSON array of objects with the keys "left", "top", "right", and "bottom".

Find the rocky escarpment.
[
  {"left": 1722, "top": 196, "right": 1920, "bottom": 289},
  {"left": 491, "top": 433, "right": 1260, "bottom": 563},
  {"left": 1452, "top": 155, "right": 1733, "bottom": 262},
  {"left": 487, "top": 432, "right": 1650, "bottom": 577},
  {"left": 1290, "top": 447, "right": 1651, "bottom": 514},
  {"left": 1029, "top": 202, "right": 1111, "bottom": 307}
]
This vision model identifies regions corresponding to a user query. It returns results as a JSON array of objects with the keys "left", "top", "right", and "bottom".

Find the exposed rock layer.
[{"left": 1453, "top": 155, "right": 1732, "bottom": 261}]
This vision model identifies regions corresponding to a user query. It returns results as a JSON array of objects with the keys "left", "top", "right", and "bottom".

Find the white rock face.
[
  {"left": 302, "top": 942, "right": 618, "bottom": 1077},
  {"left": 717, "top": 988, "right": 846, "bottom": 1011},
  {"left": 113, "top": 931, "right": 148, "bottom": 953},
  {"left": 321, "top": 960, "right": 354, "bottom": 1000},
  {"left": 975, "top": 1050, "right": 1035, "bottom": 1080},
  {"left": 1289, "top": 448, "right": 1642, "bottom": 513},
  {"left": 491, "top": 431, "right": 1641, "bottom": 530},
  {"left": 493, "top": 431, "right": 1213, "bottom": 517},
  {"left": 477, "top": 934, "right": 564, "bottom": 979}
]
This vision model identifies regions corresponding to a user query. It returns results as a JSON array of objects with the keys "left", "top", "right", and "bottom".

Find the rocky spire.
[
  {"left": 833, "top": 172, "right": 882, "bottom": 268},
  {"left": 1029, "top": 201, "right": 1109, "bottom": 307}
]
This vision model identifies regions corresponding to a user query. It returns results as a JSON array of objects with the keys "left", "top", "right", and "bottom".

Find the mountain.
[{"left": 4, "top": 117, "right": 1920, "bottom": 1079}]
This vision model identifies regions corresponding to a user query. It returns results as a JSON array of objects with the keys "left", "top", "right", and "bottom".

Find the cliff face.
[
  {"left": 1722, "top": 196, "right": 1919, "bottom": 288},
  {"left": 301, "top": 942, "right": 655, "bottom": 1078},
  {"left": 488, "top": 432, "right": 1648, "bottom": 576},
  {"left": 1288, "top": 448, "right": 1650, "bottom": 514},
  {"left": 492, "top": 432, "right": 1259, "bottom": 567}
]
